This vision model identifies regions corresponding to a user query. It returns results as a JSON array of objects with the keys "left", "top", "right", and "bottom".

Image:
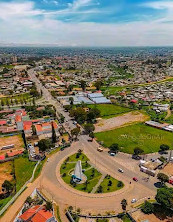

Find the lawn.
[
  {"left": 60, "top": 155, "right": 102, "bottom": 193},
  {"left": 122, "top": 215, "right": 132, "bottom": 222},
  {"left": 0, "top": 93, "right": 33, "bottom": 106},
  {"left": 0, "top": 155, "right": 37, "bottom": 211},
  {"left": 67, "top": 153, "right": 89, "bottom": 162},
  {"left": 96, "top": 175, "right": 124, "bottom": 193},
  {"left": 60, "top": 152, "right": 123, "bottom": 193},
  {"left": 88, "top": 104, "right": 131, "bottom": 119},
  {"left": 101, "top": 86, "right": 126, "bottom": 96},
  {"left": 14, "top": 156, "right": 36, "bottom": 191},
  {"left": 0, "top": 196, "right": 12, "bottom": 211},
  {"left": 0, "top": 64, "right": 14, "bottom": 69},
  {"left": 165, "top": 113, "right": 173, "bottom": 124},
  {"left": 95, "top": 123, "right": 173, "bottom": 154}
]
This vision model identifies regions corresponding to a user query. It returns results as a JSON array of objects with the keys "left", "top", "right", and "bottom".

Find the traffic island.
[{"left": 60, "top": 150, "right": 124, "bottom": 193}]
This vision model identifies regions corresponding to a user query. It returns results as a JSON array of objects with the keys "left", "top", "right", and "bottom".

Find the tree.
[
  {"left": 84, "top": 123, "right": 95, "bottom": 134},
  {"left": 38, "top": 139, "right": 52, "bottom": 152},
  {"left": 97, "top": 185, "right": 103, "bottom": 193},
  {"left": 67, "top": 85, "right": 73, "bottom": 92},
  {"left": 69, "top": 97, "right": 74, "bottom": 105},
  {"left": 32, "top": 97, "right": 36, "bottom": 106},
  {"left": 71, "top": 127, "right": 80, "bottom": 140},
  {"left": 30, "top": 89, "right": 39, "bottom": 97},
  {"left": 25, "top": 196, "right": 33, "bottom": 205},
  {"left": 80, "top": 80, "right": 86, "bottom": 91},
  {"left": 157, "top": 173, "right": 169, "bottom": 185},
  {"left": 160, "top": 144, "right": 170, "bottom": 152},
  {"left": 134, "top": 147, "right": 144, "bottom": 156},
  {"left": 64, "top": 105, "right": 72, "bottom": 112},
  {"left": 2, "top": 180, "right": 13, "bottom": 193},
  {"left": 89, "top": 132, "right": 94, "bottom": 141},
  {"left": 109, "top": 143, "right": 119, "bottom": 153},
  {"left": 108, "top": 180, "right": 112, "bottom": 186},
  {"left": 32, "top": 125, "right": 36, "bottom": 135},
  {"left": 51, "top": 122, "right": 57, "bottom": 143},
  {"left": 60, "top": 114, "right": 65, "bottom": 123},
  {"left": 59, "top": 127, "right": 64, "bottom": 136},
  {"left": 70, "top": 107, "right": 86, "bottom": 124},
  {"left": 87, "top": 108, "right": 101, "bottom": 122},
  {"left": 45, "top": 201, "right": 52, "bottom": 211},
  {"left": 141, "top": 201, "right": 154, "bottom": 214},
  {"left": 94, "top": 80, "right": 103, "bottom": 90},
  {"left": 156, "top": 187, "right": 173, "bottom": 209},
  {"left": 1, "top": 100, "right": 4, "bottom": 107},
  {"left": 22, "top": 130, "right": 27, "bottom": 148},
  {"left": 121, "top": 199, "right": 127, "bottom": 211}
]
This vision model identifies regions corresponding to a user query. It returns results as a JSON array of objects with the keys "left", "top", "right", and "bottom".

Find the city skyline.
[{"left": 0, "top": 0, "right": 173, "bottom": 46}]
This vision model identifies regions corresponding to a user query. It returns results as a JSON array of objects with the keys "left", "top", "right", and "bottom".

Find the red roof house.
[
  {"left": 18, "top": 205, "right": 54, "bottom": 222},
  {"left": 0, "top": 120, "right": 7, "bottom": 125},
  {"left": 130, "top": 99, "right": 138, "bottom": 104}
]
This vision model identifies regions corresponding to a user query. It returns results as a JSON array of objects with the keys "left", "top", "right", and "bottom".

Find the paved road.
[
  {"left": 28, "top": 68, "right": 74, "bottom": 130},
  {"left": 0, "top": 68, "right": 159, "bottom": 221}
]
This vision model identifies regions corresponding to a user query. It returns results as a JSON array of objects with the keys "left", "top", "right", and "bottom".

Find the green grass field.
[
  {"left": 0, "top": 155, "right": 37, "bottom": 211},
  {"left": 95, "top": 123, "right": 173, "bottom": 154},
  {"left": 0, "top": 64, "right": 14, "bottom": 69},
  {"left": 88, "top": 104, "right": 131, "bottom": 119},
  {"left": 14, "top": 156, "right": 36, "bottom": 191},
  {"left": 101, "top": 86, "right": 126, "bottom": 96},
  {"left": 67, "top": 153, "right": 89, "bottom": 162},
  {"left": 97, "top": 175, "right": 124, "bottom": 193},
  {"left": 122, "top": 215, "right": 132, "bottom": 222},
  {"left": 165, "top": 113, "right": 173, "bottom": 124}
]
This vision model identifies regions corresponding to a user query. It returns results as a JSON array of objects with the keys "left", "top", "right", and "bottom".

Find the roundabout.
[
  {"left": 60, "top": 150, "right": 124, "bottom": 194},
  {"left": 38, "top": 135, "right": 155, "bottom": 214}
]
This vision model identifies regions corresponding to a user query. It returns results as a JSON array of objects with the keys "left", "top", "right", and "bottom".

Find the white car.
[
  {"left": 118, "top": 168, "right": 124, "bottom": 173},
  {"left": 131, "top": 198, "right": 137, "bottom": 203},
  {"left": 47, "top": 158, "right": 50, "bottom": 162}
]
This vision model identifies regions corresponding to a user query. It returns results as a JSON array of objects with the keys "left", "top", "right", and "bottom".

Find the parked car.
[
  {"left": 110, "top": 153, "right": 115, "bottom": 156},
  {"left": 133, "top": 177, "right": 138, "bottom": 182},
  {"left": 118, "top": 168, "right": 124, "bottom": 173},
  {"left": 97, "top": 147, "right": 103, "bottom": 152},
  {"left": 169, "top": 179, "right": 173, "bottom": 185},
  {"left": 132, "top": 155, "right": 141, "bottom": 160},
  {"left": 131, "top": 198, "right": 137, "bottom": 203}
]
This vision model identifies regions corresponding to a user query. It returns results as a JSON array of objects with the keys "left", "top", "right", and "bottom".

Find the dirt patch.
[
  {"left": 161, "top": 163, "right": 173, "bottom": 177},
  {"left": 132, "top": 210, "right": 172, "bottom": 222},
  {"left": 94, "top": 111, "right": 148, "bottom": 133},
  {"left": 61, "top": 133, "right": 69, "bottom": 142},
  {"left": 0, "top": 135, "right": 24, "bottom": 155},
  {"left": 0, "top": 161, "right": 13, "bottom": 189}
]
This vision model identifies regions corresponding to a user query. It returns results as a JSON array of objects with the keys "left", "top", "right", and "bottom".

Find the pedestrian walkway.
[{"left": 91, "top": 174, "right": 106, "bottom": 193}]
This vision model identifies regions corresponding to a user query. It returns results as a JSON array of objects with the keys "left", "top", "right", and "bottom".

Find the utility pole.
[{"left": 169, "top": 150, "right": 172, "bottom": 162}]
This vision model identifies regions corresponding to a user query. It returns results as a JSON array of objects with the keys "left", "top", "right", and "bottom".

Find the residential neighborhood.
[{"left": 0, "top": 46, "right": 173, "bottom": 222}]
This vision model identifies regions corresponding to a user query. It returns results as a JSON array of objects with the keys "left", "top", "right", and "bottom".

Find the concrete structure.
[{"left": 72, "top": 160, "right": 83, "bottom": 183}]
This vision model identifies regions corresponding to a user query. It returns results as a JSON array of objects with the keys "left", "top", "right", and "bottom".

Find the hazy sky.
[{"left": 0, "top": 0, "right": 173, "bottom": 46}]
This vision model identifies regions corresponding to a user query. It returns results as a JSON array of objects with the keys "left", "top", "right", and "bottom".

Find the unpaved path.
[{"left": 95, "top": 111, "right": 148, "bottom": 133}]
